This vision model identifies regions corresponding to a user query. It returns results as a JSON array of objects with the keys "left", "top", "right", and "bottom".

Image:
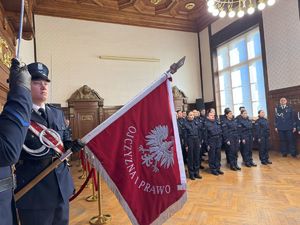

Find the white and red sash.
[{"left": 25, "top": 121, "right": 65, "bottom": 155}]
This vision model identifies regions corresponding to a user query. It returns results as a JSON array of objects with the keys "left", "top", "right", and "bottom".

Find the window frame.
[{"left": 210, "top": 14, "right": 269, "bottom": 119}]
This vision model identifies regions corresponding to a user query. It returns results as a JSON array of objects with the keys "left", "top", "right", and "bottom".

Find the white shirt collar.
[{"left": 32, "top": 103, "right": 46, "bottom": 113}]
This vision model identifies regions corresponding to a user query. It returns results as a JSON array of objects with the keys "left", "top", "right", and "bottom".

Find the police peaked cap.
[
  {"left": 28, "top": 62, "right": 50, "bottom": 82},
  {"left": 224, "top": 108, "right": 232, "bottom": 115}
]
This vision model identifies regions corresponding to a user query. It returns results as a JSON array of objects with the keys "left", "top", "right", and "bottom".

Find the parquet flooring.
[{"left": 70, "top": 151, "right": 300, "bottom": 225}]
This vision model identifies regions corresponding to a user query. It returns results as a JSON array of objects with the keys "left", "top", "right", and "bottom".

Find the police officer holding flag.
[
  {"left": 0, "top": 58, "right": 32, "bottom": 225},
  {"left": 15, "top": 62, "right": 84, "bottom": 225}
]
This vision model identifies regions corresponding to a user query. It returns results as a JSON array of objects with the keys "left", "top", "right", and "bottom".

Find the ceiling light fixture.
[{"left": 206, "top": 0, "right": 276, "bottom": 19}]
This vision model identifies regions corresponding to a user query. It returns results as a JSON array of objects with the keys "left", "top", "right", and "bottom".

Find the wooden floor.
[{"left": 70, "top": 151, "right": 300, "bottom": 225}]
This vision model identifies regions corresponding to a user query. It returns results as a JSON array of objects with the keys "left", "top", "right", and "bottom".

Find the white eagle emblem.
[{"left": 139, "top": 125, "right": 174, "bottom": 173}]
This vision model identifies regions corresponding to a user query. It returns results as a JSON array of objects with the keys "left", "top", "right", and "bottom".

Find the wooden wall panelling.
[
  {"left": 102, "top": 106, "right": 122, "bottom": 121},
  {"left": 0, "top": 2, "right": 16, "bottom": 108},
  {"left": 268, "top": 85, "right": 300, "bottom": 152},
  {"left": 74, "top": 103, "right": 100, "bottom": 139},
  {"left": 68, "top": 101, "right": 101, "bottom": 139},
  {"left": 0, "top": 0, "right": 34, "bottom": 108},
  {"left": 2, "top": 0, "right": 34, "bottom": 40},
  {"left": 61, "top": 106, "right": 69, "bottom": 119}
]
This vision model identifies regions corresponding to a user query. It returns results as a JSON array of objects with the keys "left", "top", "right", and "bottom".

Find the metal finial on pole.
[
  {"left": 16, "top": 0, "right": 25, "bottom": 59},
  {"left": 168, "top": 56, "right": 186, "bottom": 74}
]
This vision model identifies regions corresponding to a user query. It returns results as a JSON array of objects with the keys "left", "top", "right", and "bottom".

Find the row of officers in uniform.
[{"left": 177, "top": 100, "right": 300, "bottom": 180}]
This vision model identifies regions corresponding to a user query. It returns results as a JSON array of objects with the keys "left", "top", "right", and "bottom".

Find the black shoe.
[
  {"left": 245, "top": 163, "right": 252, "bottom": 167},
  {"left": 217, "top": 170, "right": 224, "bottom": 175},
  {"left": 261, "top": 161, "right": 268, "bottom": 165},
  {"left": 190, "top": 176, "right": 195, "bottom": 180},
  {"left": 235, "top": 166, "right": 241, "bottom": 170},
  {"left": 195, "top": 174, "right": 202, "bottom": 179},
  {"left": 266, "top": 160, "right": 272, "bottom": 164},
  {"left": 200, "top": 165, "right": 205, "bottom": 169},
  {"left": 230, "top": 166, "right": 237, "bottom": 171},
  {"left": 211, "top": 171, "right": 219, "bottom": 176},
  {"left": 250, "top": 162, "right": 257, "bottom": 167},
  {"left": 282, "top": 154, "right": 287, "bottom": 157},
  {"left": 292, "top": 154, "right": 298, "bottom": 158}
]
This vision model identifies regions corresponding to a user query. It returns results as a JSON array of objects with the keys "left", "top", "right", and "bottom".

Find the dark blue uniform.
[
  {"left": 220, "top": 114, "right": 229, "bottom": 163},
  {"left": 238, "top": 117, "right": 255, "bottom": 166},
  {"left": 204, "top": 118, "right": 223, "bottom": 174},
  {"left": 0, "top": 80, "right": 32, "bottom": 224},
  {"left": 297, "top": 112, "right": 300, "bottom": 134},
  {"left": 177, "top": 118, "right": 187, "bottom": 163},
  {"left": 184, "top": 119, "right": 202, "bottom": 179},
  {"left": 194, "top": 116, "right": 205, "bottom": 157},
  {"left": 15, "top": 104, "right": 74, "bottom": 225},
  {"left": 222, "top": 118, "right": 240, "bottom": 170},
  {"left": 255, "top": 117, "right": 271, "bottom": 164},
  {"left": 275, "top": 105, "right": 297, "bottom": 156},
  {"left": 200, "top": 115, "right": 208, "bottom": 156}
]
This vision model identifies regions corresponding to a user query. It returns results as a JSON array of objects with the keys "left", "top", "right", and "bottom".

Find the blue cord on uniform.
[{"left": 4, "top": 106, "right": 30, "bottom": 127}]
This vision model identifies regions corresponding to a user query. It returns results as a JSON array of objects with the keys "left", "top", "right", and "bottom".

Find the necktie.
[{"left": 38, "top": 108, "right": 47, "bottom": 121}]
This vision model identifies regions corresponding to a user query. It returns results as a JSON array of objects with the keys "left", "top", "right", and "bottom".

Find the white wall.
[
  {"left": 263, "top": 0, "right": 300, "bottom": 91},
  {"left": 199, "top": 28, "right": 214, "bottom": 103},
  {"left": 199, "top": 0, "right": 300, "bottom": 102},
  {"left": 18, "top": 39, "right": 35, "bottom": 64},
  {"left": 211, "top": 17, "right": 238, "bottom": 35},
  {"left": 34, "top": 15, "right": 201, "bottom": 106}
]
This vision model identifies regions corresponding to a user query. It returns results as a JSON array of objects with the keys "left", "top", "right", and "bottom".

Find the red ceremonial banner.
[{"left": 83, "top": 73, "right": 187, "bottom": 225}]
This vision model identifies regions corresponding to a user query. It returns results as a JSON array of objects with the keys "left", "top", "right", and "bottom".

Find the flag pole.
[
  {"left": 15, "top": 150, "right": 73, "bottom": 201},
  {"left": 16, "top": 0, "right": 25, "bottom": 59},
  {"left": 86, "top": 169, "right": 98, "bottom": 202},
  {"left": 89, "top": 172, "right": 112, "bottom": 225},
  {"left": 79, "top": 151, "right": 87, "bottom": 179}
]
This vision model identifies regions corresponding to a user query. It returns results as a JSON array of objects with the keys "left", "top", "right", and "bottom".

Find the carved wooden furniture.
[
  {"left": 172, "top": 86, "right": 188, "bottom": 111},
  {"left": 67, "top": 85, "right": 104, "bottom": 140}
]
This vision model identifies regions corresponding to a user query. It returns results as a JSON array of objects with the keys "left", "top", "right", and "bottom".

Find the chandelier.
[{"left": 207, "top": 0, "right": 276, "bottom": 18}]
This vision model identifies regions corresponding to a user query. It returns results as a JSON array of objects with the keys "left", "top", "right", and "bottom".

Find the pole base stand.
[
  {"left": 89, "top": 214, "right": 112, "bottom": 225},
  {"left": 78, "top": 173, "right": 86, "bottom": 179},
  {"left": 86, "top": 194, "right": 98, "bottom": 202}
]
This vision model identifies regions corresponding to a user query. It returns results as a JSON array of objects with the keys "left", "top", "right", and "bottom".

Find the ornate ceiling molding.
[{"left": 33, "top": 0, "right": 216, "bottom": 32}]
